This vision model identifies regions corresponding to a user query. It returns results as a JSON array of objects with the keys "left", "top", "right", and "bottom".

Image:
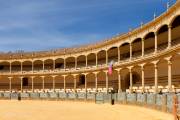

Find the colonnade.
[{"left": 7, "top": 56, "right": 174, "bottom": 94}]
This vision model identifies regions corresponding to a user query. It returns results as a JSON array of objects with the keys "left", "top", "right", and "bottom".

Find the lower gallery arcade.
[{"left": 1, "top": 54, "right": 180, "bottom": 94}]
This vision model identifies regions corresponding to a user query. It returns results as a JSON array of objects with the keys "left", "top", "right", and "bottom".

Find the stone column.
[
  {"left": 140, "top": 63, "right": 146, "bottom": 92},
  {"left": 20, "top": 76, "right": 23, "bottom": 92},
  {"left": 165, "top": 56, "right": 172, "bottom": 92},
  {"left": 21, "top": 61, "right": 23, "bottom": 73},
  {"left": 168, "top": 25, "right": 172, "bottom": 48},
  {"left": 53, "top": 59, "right": 55, "bottom": 70},
  {"left": 106, "top": 50, "right": 108, "bottom": 65},
  {"left": 142, "top": 38, "right": 144, "bottom": 57},
  {"left": 73, "top": 74, "right": 77, "bottom": 90},
  {"left": 130, "top": 43, "right": 132, "bottom": 60},
  {"left": 64, "top": 59, "right": 66, "bottom": 70},
  {"left": 41, "top": 76, "right": 45, "bottom": 91},
  {"left": 52, "top": 75, "right": 56, "bottom": 91},
  {"left": 8, "top": 77, "right": 12, "bottom": 92},
  {"left": 93, "top": 72, "right": 98, "bottom": 92},
  {"left": 31, "top": 76, "right": 34, "bottom": 92},
  {"left": 155, "top": 32, "right": 158, "bottom": 53},
  {"left": 129, "top": 67, "right": 133, "bottom": 93},
  {"left": 152, "top": 60, "right": 159, "bottom": 93},
  {"left": 105, "top": 71, "right": 109, "bottom": 93},
  {"left": 86, "top": 55, "right": 88, "bottom": 68},
  {"left": 116, "top": 69, "right": 122, "bottom": 93},
  {"left": 75, "top": 57, "right": 77, "bottom": 69},
  {"left": 83, "top": 73, "right": 88, "bottom": 93},
  {"left": 118, "top": 47, "right": 120, "bottom": 62},
  {"left": 96, "top": 53, "right": 98, "bottom": 67},
  {"left": 63, "top": 75, "right": 66, "bottom": 91},
  {"left": 32, "top": 61, "right": 34, "bottom": 73},
  {"left": 42, "top": 60, "right": 45, "bottom": 72},
  {"left": 9, "top": 62, "right": 12, "bottom": 73}
]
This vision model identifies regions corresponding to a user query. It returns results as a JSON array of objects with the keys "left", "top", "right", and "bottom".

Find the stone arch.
[
  {"left": 97, "top": 50, "right": 106, "bottom": 65},
  {"left": 144, "top": 32, "right": 155, "bottom": 54},
  {"left": 120, "top": 42, "right": 130, "bottom": 60},
  {"left": 77, "top": 55, "right": 86, "bottom": 68},
  {"left": 87, "top": 53, "right": 96, "bottom": 67},
  {"left": 107, "top": 47, "right": 118, "bottom": 63},
  {"left": 157, "top": 25, "right": 168, "bottom": 50},
  {"left": 131, "top": 38, "right": 142, "bottom": 58}
]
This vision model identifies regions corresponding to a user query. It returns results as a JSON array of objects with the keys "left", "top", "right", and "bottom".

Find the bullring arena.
[{"left": 0, "top": 1, "right": 180, "bottom": 120}]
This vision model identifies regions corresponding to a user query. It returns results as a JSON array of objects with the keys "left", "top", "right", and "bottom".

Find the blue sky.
[{"left": 0, "top": 0, "right": 176, "bottom": 52}]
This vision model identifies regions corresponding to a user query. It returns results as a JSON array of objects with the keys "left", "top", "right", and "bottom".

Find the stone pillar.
[
  {"left": 118, "top": 47, "right": 120, "bottom": 62},
  {"left": 73, "top": 74, "right": 77, "bottom": 90},
  {"left": 41, "top": 76, "right": 45, "bottom": 91},
  {"left": 142, "top": 38, "right": 144, "bottom": 57},
  {"left": 155, "top": 32, "right": 158, "bottom": 53},
  {"left": 83, "top": 73, "right": 88, "bottom": 93},
  {"left": 168, "top": 25, "right": 172, "bottom": 48},
  {"left": 9, "top": 62, "right": 12, "bottom": 73},
  {"left": 53, "top": 59, "right": 55, "bottom": 70},
  {"left": 130, "top": 43, "right": 132, "bottom": 60},
  {"left": 75, "top": 57, "right": 77, "bottom": 69},
  {"left": 20, "top": 76, "right": 23, "bottom": 92},
  {"left": 129, "top": 67, "right": 133, "bottom": 93},
  {"left": 140, "top": 64, "right": 146, "bottom": 92},
  {"left": 64, "top": 59, "right": 66, "bottom": 70},
  {"left": 152, "top": 61, "right": 159, "bottom": 93},
  {"left": 86, "top": 55, "right": 88, "bottom": 68},
  {"left": 8, "top": 77, "right": 12, "bottom": 92},
  {"left": 32, "top": 61, "right": 34, "bottom": 73},
  {"left": 31, "top": 76, "right": 34, "bottom": 92},
  {"left": 21, "top": 61, "right": 23, "bottom": 73},
  {"left": 117, "top": 69, "right": 122, "bottom": 93},
  {"left": 52, "top": 75, "right": 56, "bottom": 91},
  {"left": 93, "top": 72, "right": 98, "bottom": 92},
  {"left": 106, "top": 50, "right": 108, "bottom": 65},
  {"left": 105, "top": 71, "right": 109, "bottom": 93},
  {"left": 42, "top": 60, "right": 45, "bottom": 72},
  {"left": 96, "top": 53, "right": 98, "bottom": 67},
  {"left": 165, "top": 56, "right": 172, "bottom": 92},
  {"left": 63, "top": 75, "right": 66, "bottom": 91}
]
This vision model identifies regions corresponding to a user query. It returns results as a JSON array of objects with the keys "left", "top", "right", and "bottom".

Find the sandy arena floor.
[{"left": 0, "top": 100, "right": 173, "bottom": 120}]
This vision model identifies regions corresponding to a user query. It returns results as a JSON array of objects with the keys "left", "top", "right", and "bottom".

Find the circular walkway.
[{"left": 0, "top": 100, "right": 173, "bottom": 120}]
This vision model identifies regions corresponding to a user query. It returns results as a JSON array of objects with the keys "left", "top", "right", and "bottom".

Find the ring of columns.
[{"left": 0, "top": 2, "right": 180, "bottom": 94}]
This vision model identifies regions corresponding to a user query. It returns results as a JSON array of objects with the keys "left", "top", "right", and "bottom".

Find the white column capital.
[
  {"left": 82, "top": 73, "right": 88, "bottom": 76},
  {"left": 8, "top": 77, "right": 13, "bottom": 79},
  {"left": 31, "top": 76, "right": 35, "bottom": 79},
  {"left": 93, "top": 72, "right": 99, "bottom": 75},
  {"left": 151, "top": 60, "right": 159, "bottom": 65},
  {"left": 72, "top": 74, "right": 78, "bottom": 77},
  {"left": 164, "top": 56, "right": 172, "bottom": 61},
  {"left": 40, "top": 76, "right": 45, "bottom": 78},
  {"left": 127, "top": 66, "right": 134, "bottom": 71},
  {"left": 51, "top": 75, "right": 57, "bottom": 78},
  {"left": 115, "top": 68, "right": 122, "bottom": 72}
]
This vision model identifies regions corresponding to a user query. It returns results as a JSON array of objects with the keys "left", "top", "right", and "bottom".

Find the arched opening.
[
  {"left": 33, "top": 76, "right": 42, "bottom": 90},
  {"left": 11, "top": 61, "right": 21, "bottom": 72},
  {"left": 108, "top": 70, "right": 118, "bottom": 91},
  {"left": 11, "top": 76, "right": 21, "bottom": 91},
  {"left": 144, "top": 32, "right": 155, "bottom": 54},
  {"left": 66, "top": 57, "right": 75, "bottom": 69},
  {"left": 55, "top": 76, "right": 64, "bottom": 89},
  {"left": 157, "top": 25, "right": 168, "bottom": 50},
  {"left": 0, "top": 61, "right": 10, "bottom": 72},
  {"left": 44, "top": 59, "right": 53, "bottom": 71},
  {"left": 86, "top": 73, "right": 95, "bottom": 88},
  {"left": 132, "top": 38, "right": 142, "bottom": 58},
  {"left": 97, "top": 50, "right": 106, "bottom": 66},
  {"left": 87, "top": 53, "right": 96, "bottom": 67},
  {"left": 55, "top": 58, "right": 64, "bottom": 69},
  {"left": 22, "top": 61, "right": 32, "bottom": 71},
  {"left": 120, "top": 42, "right": 130, "bottom": 60},
  {"left": 124, "top": 71, "right": 141, "bottom": 91},
  {"left": 171, "top": 15, "right": 180, "bottom": 45},
  {"left": 97, "top": 71, "right": 106, "bottom": 89},
  {"left": 78, "top": 74, "right": 86, "bottom": 89},
  {"left": 33, "top": 60, "right": 43, "bottom": 71},
  {"left": 66, "top": 75, "right": 74, "bottom": 89},
  {"left": 107, "top": 47, "right": 118, "bottom": 63},
  {"left": 77, "top": 55, "right": 86, "bottom": 68}
]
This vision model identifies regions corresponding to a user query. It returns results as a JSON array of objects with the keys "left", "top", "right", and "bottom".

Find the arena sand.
[{"left": 0, "top": 100, "right": 173, "bottom": 120}]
